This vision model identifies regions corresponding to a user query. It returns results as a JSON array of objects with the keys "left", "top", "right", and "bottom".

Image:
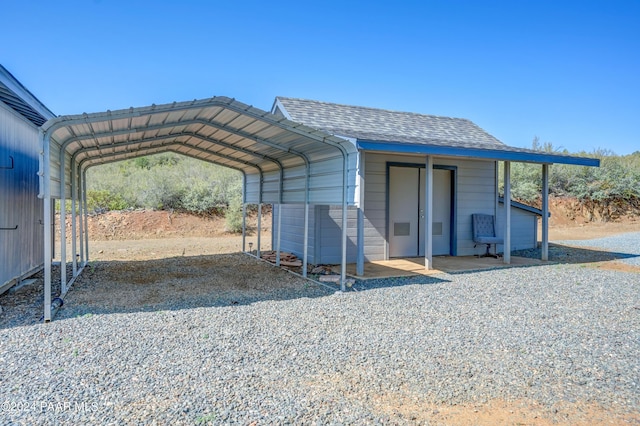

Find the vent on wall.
[
  {"left": 433, "top": 222, "right": 443, "bottom": 236},
  {"left": 394, "top": 222, "right": 410, "bottom": 236}
]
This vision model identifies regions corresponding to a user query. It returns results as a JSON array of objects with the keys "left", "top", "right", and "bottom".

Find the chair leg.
[{"left": 480, "top": 244, "right": 500, "bottom": 259}]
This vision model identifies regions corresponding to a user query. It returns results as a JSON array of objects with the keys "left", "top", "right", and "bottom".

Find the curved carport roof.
[
  {"left": 40, "top": 96, "right": 357, "bottom": 205},
  {"left": 39, "top": 96, "right": 358, "bottom": 321}
]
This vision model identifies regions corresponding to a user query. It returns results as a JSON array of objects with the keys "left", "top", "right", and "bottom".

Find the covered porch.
[
  {"left": 353, "top": 146, "right": 601, "bottom": 276},
  {"left": 339, "top": 254, "right": 546, "bottom": 279}
]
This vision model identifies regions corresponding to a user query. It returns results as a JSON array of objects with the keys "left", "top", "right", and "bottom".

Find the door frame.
[{"left": 385, "top": 162, "right": 457, "bottom": 258}]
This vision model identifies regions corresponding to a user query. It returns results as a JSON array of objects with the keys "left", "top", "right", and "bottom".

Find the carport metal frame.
[{"left": 39, "top": 97, "right": 356, "bottom": 321}]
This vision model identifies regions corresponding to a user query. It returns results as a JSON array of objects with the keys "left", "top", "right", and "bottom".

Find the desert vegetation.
[
  {"left": 499, "top": 138, "right": 640, "bottom": 221},
  {"left": 85, "top": 153, "right": 244, "bottom": 231}
]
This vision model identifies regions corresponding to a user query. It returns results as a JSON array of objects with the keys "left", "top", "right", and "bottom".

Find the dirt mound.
[
  {"left": 88, "top": 210, "right": 228, "bottom": 240},
  {"left": 546, "top": 197, "right": 639, "bottom": 225},
  {"left": 62, "top": 209, "right": 271, "bottom": 241}
]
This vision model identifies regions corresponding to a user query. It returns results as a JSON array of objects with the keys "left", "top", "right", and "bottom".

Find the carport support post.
[
  {"left": 242, "top": 203, "right": 246, "bottom": 252},
  {"left": 425, "top": 156, "right": 433, "bottom": 270},
  {"left": 503, "top": 161, "right": 511, "bottom": 264},
  {"left": 60, "top": 154, "right": 67, "bottom": 293},
  {"left": 42, "top": 130, "right": 52, "bottom": 322},
  {"left": 83, "top": 169, "right": 89, "bottom": 264},
  {"left": 257, "top": 203, "right": 262, "bottom": 259},
  {"left": 276, "top": 204, "right": 282, "bottom": 266},
  {"left": 303, "top": 202, "right": 309, "bottom": 277},
  {"left": 71, "top": 160, "right": 77, "bottom": 277},
  {"left": 356, "top": 152, "right": 365, "bottom": 276},
  {"left": 302, "top": 155, "right": 310, "bottom": 278},
  {"left": 541, "top": 164, "right": 549, "bottom": 261},
  {"left": 78, "top": 168, "right": 84, "bottom": 266},
  {"left": 241, "top": 173, "right": 246, "bottom": 253}
]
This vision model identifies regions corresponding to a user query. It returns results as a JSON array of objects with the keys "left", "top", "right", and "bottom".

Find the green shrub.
[
  {"left": 180, "top": 180, "right": 222, "bottom": 214},
  {"left": 501, "top": 139, "right": 640, "bottom": 204},
  {"left": 225, "top": 196, "right": 243, "bottom": 233},
  {"left": 86, "top": 153, "right": 242, "bottom": 215},
  {"left": 86, "top": 190, "right": 129, "bottom": 212}
]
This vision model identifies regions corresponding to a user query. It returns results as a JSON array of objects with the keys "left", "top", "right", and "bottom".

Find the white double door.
[{"left": 389, "top": 166, "right": 451, "bottom": 257}]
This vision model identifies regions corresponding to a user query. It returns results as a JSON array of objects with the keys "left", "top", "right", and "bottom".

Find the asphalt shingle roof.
[{"left": 274, "top": 97, "right": 506, "bottom": 150}]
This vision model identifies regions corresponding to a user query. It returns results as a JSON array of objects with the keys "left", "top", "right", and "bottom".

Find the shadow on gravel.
[
  {"left": 352, "top": 274, "right": 451, "bottom": 292},
  {"left": 351, "top": 242, "right": 640, "bottom": 290},
  {"left": 0, "top": 253, "right": 335, "bottom": 329},
  {"left": 513, "top": 242, "right": 640, "bottom": 268},
  {"left": 3, "top": 243, "right": 637, "bottom": 328}
]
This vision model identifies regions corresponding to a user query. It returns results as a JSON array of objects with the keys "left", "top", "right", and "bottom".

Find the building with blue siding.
[{"left": 0, "top": 65, "right": 55, "bottom": 294}]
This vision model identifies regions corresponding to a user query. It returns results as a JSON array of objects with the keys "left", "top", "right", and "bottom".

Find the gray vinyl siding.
[
  {"left": 361, "top": 153, "right": 388, "bottom": 261},
  {"left": 273, "top": 152, "right": 535, "bottom": 264},
  {"left": 272, "top": 204, "right": 359, "bottom": 265},
  {"left": 362, "top": 152, "right": 497, "bottom": 259},
  {"left": 271, "top": 204, "right": 317, "bottom": 263},
  {"left": 314, "top": 205, "right": 358, "bottom": 264},
  {"left": 0, "top": 101, "right": 44, "bottom": 293},
  {"left": 452, "top": 158, "right": 497, "bottom": 256},
  {"left": 496, "top": 203, "right": 539, "bottom": 251}
]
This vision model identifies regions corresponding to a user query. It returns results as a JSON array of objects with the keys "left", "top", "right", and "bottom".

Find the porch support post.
[
  {"left": 356, "top": 152, "right": 365, "bottom": 276},
  {"left": 503, "top": 161, "right": 511, "bottom": 264},
  {"left": 541, "top": 164, "right": 549, "bottom": 261},
  {"left": 425, "top": 155, "right": 433, "bottom": 270}
]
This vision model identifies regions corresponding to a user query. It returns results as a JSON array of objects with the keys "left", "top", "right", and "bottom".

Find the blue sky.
[{"left": 2, "top": 0, "right": 638, "bottom": 155}]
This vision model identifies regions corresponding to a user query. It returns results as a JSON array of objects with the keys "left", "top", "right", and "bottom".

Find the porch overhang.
[{"left": 357, "top": 140, "right": 600, "bottom": 167}]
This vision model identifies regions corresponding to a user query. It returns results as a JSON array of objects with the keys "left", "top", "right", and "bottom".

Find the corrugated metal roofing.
[
  {"left": 0, "top": 65, "right": 56, "bottom": 127},
  {"left": 0, "top": 82, "right": 48, "bottom": 126},
  {"left": 41, "top": 96, "right": 358, "bottom": 205},
  {"left": 274, "top": 97, "right": 599, "bottom": 167}
]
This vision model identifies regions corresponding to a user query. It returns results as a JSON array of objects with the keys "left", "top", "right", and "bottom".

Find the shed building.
[
  {"left": 0, "top": 66, "right": 55, "bottom": 294},
  {"left": 271, "top": 97, "right": 592, "bottom": 268}
]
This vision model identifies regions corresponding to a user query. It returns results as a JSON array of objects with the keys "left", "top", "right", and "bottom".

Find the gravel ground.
[
  {"left": 0, "top": 237, "right": 639, "bottom": 425},
  {"left": 552, "top": 232, "right": 640, "bottom": 266}
]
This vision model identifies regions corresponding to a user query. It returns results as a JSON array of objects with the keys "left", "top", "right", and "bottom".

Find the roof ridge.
[{"left": 275, "top": 96, "right": 473, "bottom": 123}]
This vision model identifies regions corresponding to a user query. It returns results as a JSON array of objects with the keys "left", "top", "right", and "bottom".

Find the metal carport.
[{"left": 39, "top": 97, "right": 357, "bottom": 321}]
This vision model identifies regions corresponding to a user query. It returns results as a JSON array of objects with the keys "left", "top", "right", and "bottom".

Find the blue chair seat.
[{"left": 472, "top": 214, "right": 503, "bottom": 258}]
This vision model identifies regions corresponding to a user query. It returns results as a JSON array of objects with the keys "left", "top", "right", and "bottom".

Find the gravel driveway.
[{"left": 1, "top": 235, "right": 638, "bottom": 425}]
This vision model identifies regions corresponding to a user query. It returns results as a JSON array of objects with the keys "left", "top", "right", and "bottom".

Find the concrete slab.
[{"left": 336, "top": 256, "right": 546, "bottom": 280}]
